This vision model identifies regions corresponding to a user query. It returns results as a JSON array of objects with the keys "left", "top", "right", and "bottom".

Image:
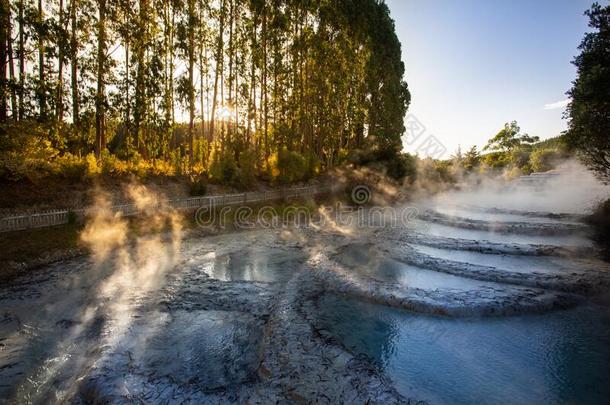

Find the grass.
[
  {"left": 0, "top": 223, "right": 84, "bottom": 282},
  {"left": 0, "top": 192, "right": 341, "bottom": 279}
]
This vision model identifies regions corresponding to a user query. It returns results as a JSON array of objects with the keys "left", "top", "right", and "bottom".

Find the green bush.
[
  {"left": 238, "top": 148, "right": 258, "bottom": 189},
  {"left": 276, "top": 149, "right": 307, "bottom": 184},
  {"left": 55, "top": 153, "right": 88, "bottom": 180},
  {"left": 189, "top": 175, "right": 208, "bottom": 196},
  {"left": 509, "top": 148, "right": 531, "bottom": 169},
  {"left": 530, "top": 149, "right": 563, "bottom": 172},
  {"left": 586, "top": 198, "right": 610, "bottom": 259},
  {"left": 101, "top": 151, "right": 129, "bottom": 176},
  {"left": 482, "top": 151, "right": 509, "bottom": 170},
  {"left": 67, "top": 210, "right": 78, "bottom": 225},
  {"left": 304, "top": 151, "right": 321, "bottom": 180},
  {"left": 210, "top": 148, "right": 238, "bottom": 185},
  {"left": 386, "top": 153, "right": 417, "bottom": 181}
]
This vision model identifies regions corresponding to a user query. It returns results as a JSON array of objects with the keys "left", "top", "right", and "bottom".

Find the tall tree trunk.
[
  {"left": 169, "top": 4, "right": 175, "bottom": 125},
  {"left": 162, "top": 0, "right": 170, "bottom": 128},
  {"left": 55, "top": 0, "right": 66, "bottom": 122},
  {"left": 125, "top": 35, "right": 130, "bottom": 142},
  {"left": 8, "top": 24, "right": 16, "bottom": 120},
  {"left": 227, "top": 0, "right": 233, "bottom": 140},
  {"left": 198, "top": 9, "right": 206, "bottom": 155},
  {"left": 0, "top": 0, "right": 9, "bottom": 122},
  {"left": 17, "top": 0, "right": 24, "bottom": 120},
  {"left": 187, "top": 0, "right": 195, "bottom": 166},
  {"left": 70, "top": 0, "right": 78, "bottom": 128},
  {"left": 38, "top": 0, "right": 46, "bottom": 120},
  {"left": 133, "top": 0, "right": 149, "bottom": 152},
  {"left": 209, "top": 0, "right": 225, "bottom": 143},
  {"left": 94, "top": 0, "right": 106, "bottom": 157},
  {"left": 262, "top": 6, "right": 268, "bottom": 159}
]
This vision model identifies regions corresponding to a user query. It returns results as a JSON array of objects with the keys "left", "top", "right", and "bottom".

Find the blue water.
[
  {"left": 412, "top": 245, "right": 597, "bottom": 275},
  {"left": 314, "top": 293, "right": 610, "bottom": 404},
  {"left": 186, "top": 247, "right": 307, "bottom": 283},
  {"left": 335, "top": 244, "right": 502, "bottom": 290}
]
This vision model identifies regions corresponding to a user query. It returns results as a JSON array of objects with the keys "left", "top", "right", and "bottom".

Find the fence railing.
[{"left": 0, "top": 184, "right": 340, "bottom": 233}]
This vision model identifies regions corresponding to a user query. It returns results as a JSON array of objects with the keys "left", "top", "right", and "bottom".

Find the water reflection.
[
  {"left": 335, "top": 243, "right": 500, "bottom": 290},
  {"left": 191, "top": 248, "right": 307, "bottom": 283},
  {"left": 315, "top": 293, "right": 610, "bottom": 404}
]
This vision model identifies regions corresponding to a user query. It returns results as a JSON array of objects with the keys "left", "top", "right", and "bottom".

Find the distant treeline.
[{"left": 0, "top": 0, "right": 410, "bottom": 185}]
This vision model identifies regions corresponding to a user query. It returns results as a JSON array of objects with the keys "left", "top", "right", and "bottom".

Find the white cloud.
[{"left": 543, "top": 99, "right": 570, "bottom": 110}]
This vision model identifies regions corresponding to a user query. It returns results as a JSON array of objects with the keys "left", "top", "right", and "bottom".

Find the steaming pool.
[{"left": 2, "top": 177, "right": 610, "bottom": 403}]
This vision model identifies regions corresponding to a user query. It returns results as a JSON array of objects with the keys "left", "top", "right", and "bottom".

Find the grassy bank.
[{"left": 0, "top": 190, "right": 347, "bottom": 284}]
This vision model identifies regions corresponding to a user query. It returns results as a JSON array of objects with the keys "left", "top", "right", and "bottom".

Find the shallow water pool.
[
  {"left": 412, "top": 244, "right": 597, "bottom": 275},
  {"left": 335, "top": 244, "right": 503, "bottom": 290},
  {"left": 314, "top": 293, "right": 610, "bottom": 404}
]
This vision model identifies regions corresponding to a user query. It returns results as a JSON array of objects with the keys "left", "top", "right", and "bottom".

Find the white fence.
[{"left": 0, "top": 184, "right": 340, "bottom": 233}]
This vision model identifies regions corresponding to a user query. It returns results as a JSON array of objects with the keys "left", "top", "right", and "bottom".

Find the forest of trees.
[
  {"left": 566, "top": 2, "right": 610, "bottom": 183},
  {"left": 0, "top": 0, "right": 410, "bottom": 186}
]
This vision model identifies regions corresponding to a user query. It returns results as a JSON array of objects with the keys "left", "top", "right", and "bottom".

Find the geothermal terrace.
[{"left": 1, "top": 176, "right": 610, "bottom": 404}]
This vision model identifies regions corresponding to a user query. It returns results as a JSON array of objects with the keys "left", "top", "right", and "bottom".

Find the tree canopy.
[
  {"left": 566, "top": 2, "right": 610, "bottom": 182},
  {"left": 483, "top": 121, "right": 539, "bottom": 152},
  {"left": 0, "top": 0, "right": 411, "bottom": 184}
]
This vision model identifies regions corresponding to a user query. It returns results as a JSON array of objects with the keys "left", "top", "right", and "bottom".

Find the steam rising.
[
  {"left": 80, "top": 183, "right": 183, "bottom": 345},
  {"left": 429, "top": 160, "right": 610, "bottom": 215}
]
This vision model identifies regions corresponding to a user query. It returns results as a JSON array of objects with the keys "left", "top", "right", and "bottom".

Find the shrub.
[
  {"left": 482, "top": 151, "right": 509, "bottom": 170},
  {"left": 209, "top": 148, "right": 238, "bottom": 185},
  {"left": 67, "top": 210, "right": 78, "bottom": 225},
  {"left": 55, "top": 153, "right": 88, "bottom": 180},
  {"left": 586, "top": 198, "right": 610, "bottom": 259},
  {"left": 150, "top": 159, "right": 173, "bottom": 177},
  {"left": 101, "top": 151, "right": 129, "bottom": 176},
  {"left": 529, "top": 149, "right": 563, "bottom": 172},
  {"left": 238, "top": 148, "right": 258, "bottom": 189},
  {"left": 504, "top": 166, "right": 523, "bottom": 180},
  {"left": 189, "top": 175, "right": 208, "bottom": 196},
  {"left": 85, "top": 153, "right": 101, "bottom": 177},
  {"left": 509, "top": 148, "right": 531, "bottom": 169},
  {"left": 276, "top": 149, "right": 307, "bottom": 184},
  {"left": 386, "top": 153, "right": 417, "bottom": 181},
  {"left": 171, "top": 150, "right": 184, "bottom": 176},
  {"left": 304, "top": 151, "right": 321, "bottom": 180}
]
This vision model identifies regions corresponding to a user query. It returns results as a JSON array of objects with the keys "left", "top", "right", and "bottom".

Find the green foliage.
[
  {"left": 276, "top": 149, "right": 307, "bottom": 184},
  {"left": 386, "top": 153, "right": 417, "bottom": 181},
  {"left": 462, "top": 146, "right": 481, "bottom": 172},
  {"left": 209, "top": 147, "right": 238, "bottom": 185},
  {"left": 530, "top": 149, "right": 565, "bottom": 173},
  {"left": 0, "top": 0, "right": 411, "bottom": 184},
  {"left": 304, "top": 152, "right": 321, "bottom": 181},
  {"left": 585, "top": 198, "right": 610, "bottom": 258},
  {"left": 415, "top": 158, "right": 455, "bottom": 189},
  {"left": 189, "top": 176, "right": 208, "bottom": 196},
  {"left": 482, "top": 151, "right": 510, "bottom": 170},
  {"left": 484, "top": 121, "right": 539, "bottom": 152},
  {"left": 67, "top": 210, "right": 78, "bottom": 225},
  {"left": 347, "top": 139, "right": 415, "bottom": 181},
  {"left": 534, "top": 135, "right": 568, "bottom": 151},
  {"left": 237, "top": 149, "right": 258, "bottom": 189},
  {"left": 509, "top": 148, "right": 532, "bottom": 171},
  {"left": 565, "top": 2, "right": 610, "bottom": 182}
]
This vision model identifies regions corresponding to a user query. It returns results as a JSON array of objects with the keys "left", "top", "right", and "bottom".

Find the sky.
[{"left": 385, "top": 0, "right": 595, "bottom": 157}]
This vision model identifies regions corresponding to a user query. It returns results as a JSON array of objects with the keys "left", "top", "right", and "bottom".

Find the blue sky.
[{"left": 386, "top": 0, "right": 594, "bottom": 156}]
